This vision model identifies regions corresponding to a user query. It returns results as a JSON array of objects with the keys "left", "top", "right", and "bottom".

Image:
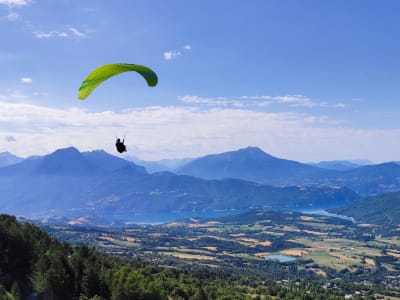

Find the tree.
[{"left": 10, "top": 281, "right": 22, "bottom": 300}]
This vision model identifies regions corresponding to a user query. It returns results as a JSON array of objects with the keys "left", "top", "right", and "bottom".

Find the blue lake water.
[
  {"left": 299, "top": 209, "right": 355, "bottom": 223},
  {"left": 265, "top": 254, "right": 296, "bottom": 263},
  {"left": 102, "top": 207, "right": 354, "bottom": 225}
]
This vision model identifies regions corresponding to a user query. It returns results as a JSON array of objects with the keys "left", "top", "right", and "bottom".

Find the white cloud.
[
  {"left": 33, "top": 27, "right": 87, "bottom": 40},
  {"left": 34, "top": 31, "right": 55, "bottom": 39},
  {"left": 179, "top": 95, "right": 244, "bottom": 107},
  {"left": 20, "top": 77, "right": 32, "bottom": 84},
  {"left": 0, "top": 101, "right": 399, "bottom": 163},
  {"left": 1, "top": 0, "right": 28, "bottom": 22},
  {"left": 5, "top": 12, "right": 19, "bottom": 21},
  {"left": 34, "top": 31, "right": 71, "bottom": 39},
  {"left": 69, "top": 27, "right": 86, "bottom": 38},
  {"left": 164, "top": 44, "right": 191, "bottom": 60},
  {"left": 243, "top": 95, "right": 318, "bottom": 108},
  {"left": 0, "top": 0, "right": 29, "bottom": 6},
  {"left": 274, "top": 95, "right": 316, "bottom": 107},
  {"left": 164, "top": 50, "right": 181, "bottom": 60},
  {"left": 180, "top": 94, "right": 318, "bottom": 108},
  {"left": 180, "top": 94, "right": 350, "bottom": 110},
  {"left": 0, "top": 89, "right": 28, "bottom": 100}
]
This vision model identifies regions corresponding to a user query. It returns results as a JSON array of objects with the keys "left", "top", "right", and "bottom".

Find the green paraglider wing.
[{"left": 78, "top": 63, "right": 158, "bottom": 100}]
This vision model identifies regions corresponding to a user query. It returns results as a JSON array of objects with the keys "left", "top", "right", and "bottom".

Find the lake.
[
  {"left": 102, "top": 207, "right": 355, "bottom": 225},
  {"left": 265, "top": 254, "right": 297, "bottom": 263},
  {"left": 300, "top": 209, "right": 355, "bottom": 223}
]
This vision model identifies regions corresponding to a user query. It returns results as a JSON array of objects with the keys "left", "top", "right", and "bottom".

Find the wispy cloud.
[
  {"left": 0, "top": 0, "right": 30, "bottom": 6},
  {"left": 5, "top": 11, "right": 19, "bottom": 21},
  {"left": 164, "top": 44, "right": 192, "bottom": 60},
  {"left": 33, "top": 27, "right": 87, "bottom": 40},
  {"left": 20, "top": 77, "right": 32, "bottom": 84},
  {"left": 179, "top": 95, "right": 245, "bottom": 108},
  {"left": 0, "top": 0, "right": 28, "bottom": 22},
  {"left": 0, "top": 89, "right": 29, "bottom": 100},
  {"left": 0, "top": 0, "right": 90, "bottom": 40},
  {"left": 242, "top": 95, "right": 318, "bottom": 108},
  {"left": 33, "top": 29, "right": 71, "bottom": 39},
  {"left": 179, "top": 94, "right": 345, "bottom": 109},
  {"left": 68, "top": 27, "right": 86, "bottom": 38},
  {"left": 0, "top": 101, "right": 398, "bottom": 162}
]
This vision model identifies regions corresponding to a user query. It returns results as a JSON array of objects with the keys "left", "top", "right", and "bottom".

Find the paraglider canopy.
[{"left": 78, "top": 63, "right": 158, "bottom": 100}]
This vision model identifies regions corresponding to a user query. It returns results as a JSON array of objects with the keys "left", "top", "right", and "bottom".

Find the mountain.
[
  {"left": 317, "top": 162, "right": 400, "bottom": 196},
  {"left": 86, "top": 171, "right": 357, "bottom": 215},
  {"left": 176, "top": 147, "right": 400, "bottom": 196},
  {"left": 176, "top": 146, "right": 324, "bottom": 185},
  {"left": 308, "top": 160, "right": 371, "bottom": 171},
  {"left": 125, "top": 155, "right": 193, "bottom": 173},
  {"left": 82, "top": 150, "right": 146, "bottom": 173},
  {"left": 329, "top": 191, "right": 400, "bottom": 225},
  {"left": 33, "top": 147, "right": 102, "bottom": 175},
  {"left": 0, "top": 147, "right": 357, "bottom": 217},
  {"left": 0, "top": 151, "right": 23, "bottom": 167},
  {"left": 0, "top": 147, "right": 146, "bottom": 215}
]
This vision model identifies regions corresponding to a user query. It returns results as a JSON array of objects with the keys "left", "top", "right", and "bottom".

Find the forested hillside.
[
  {"left": 0, "top": 214, "right": 246, "bottom": 299},
  {"left": 330, "top": 191, "right": 400, "bottom": 225}
]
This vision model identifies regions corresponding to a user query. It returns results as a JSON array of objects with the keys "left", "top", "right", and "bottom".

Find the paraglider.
[
  {"left": 115, "top": 138, "right": 127, "bottom": 153},
  {"left": 78, "top": 63, "right": 158, "bottom": 153},
  {"left": 77, "top": 63, "right": 158, "bottom": 100}
]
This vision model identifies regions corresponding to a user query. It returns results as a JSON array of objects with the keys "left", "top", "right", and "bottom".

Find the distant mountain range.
[
  {"left": 176, "top": 147, "right": 400, "bottom": 195},
  {"left": 0, "top": 147, "right": 357, "bottom": 217},
  {"left": 0, "top": 151, "right": 23, "bottom": 167},
  {"left": 307, "top": 160, "right": 371, "bottom": 171},
  {"left": 125, "top": 155, "right": 193, "bottom": 173},
  {"left": 176, "top": 146, "right": 322, "bottom": 185}
]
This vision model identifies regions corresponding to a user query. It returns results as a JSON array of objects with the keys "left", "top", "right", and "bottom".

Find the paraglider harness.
[{"left": 115, "top": 138, "right": 127, "bottom": 153}]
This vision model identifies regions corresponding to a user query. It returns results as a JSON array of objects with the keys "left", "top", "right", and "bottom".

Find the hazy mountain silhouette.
[
  {"left": 0, "top": 151, "right": 23, "bottom": 167},
  {"left": 308, "top": 160, "right": 371, "bottom": 171},
  {"left": 125, "top": 155, "right": 193, "bottom": 173},
  {"left": 176, "top": 147, "right": 400, "bottom": 195},
  {"left": 176, "top": 146, "right": 325, "bottom": 185},
  {"left": 325, "top": 162, "right": 400, "bottom": 195},
  {"left": 0, "top": 147, "right": 357, "bottom": 217},
  {"left": 82, "top": 150, "right": 146, "bottom": 173}
]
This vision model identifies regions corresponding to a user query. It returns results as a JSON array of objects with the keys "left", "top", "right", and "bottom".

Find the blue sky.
[{"left": 0, "top": 0, "right": 399, "bottom": 162}]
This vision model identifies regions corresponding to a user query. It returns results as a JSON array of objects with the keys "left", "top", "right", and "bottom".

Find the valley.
[
  {"left": 2, "top": 146, "right": 400, "bottom": 298},
  {"left": 38, "top": 209, "right": 400, "bottom": 297}
]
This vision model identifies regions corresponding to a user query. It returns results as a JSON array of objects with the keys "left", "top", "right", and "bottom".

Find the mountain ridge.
[
  {"left": 0, "top": 146, "right": 357, "bottom": 217},
  {"left": 176, "top": 146, "right": 324, "bottom": 185},
  {"left": 0, "top": 151, "right": 23, "bottom": 168},
  {"left": 176, "top": 146, "right": 400, "bottom": 195}
]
